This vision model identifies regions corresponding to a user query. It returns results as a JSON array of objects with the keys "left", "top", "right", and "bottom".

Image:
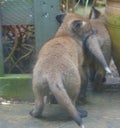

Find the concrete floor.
[{"left": 0, "top": 91, "right": 120, "bottom": 128}]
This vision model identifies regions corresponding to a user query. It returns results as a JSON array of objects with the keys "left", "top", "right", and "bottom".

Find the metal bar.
[
  {"left": 0, "top": 10, "right": 4, "bottom": 76},
  {"left": 34, "top": 0, "right": 60, "bottom": 50}
]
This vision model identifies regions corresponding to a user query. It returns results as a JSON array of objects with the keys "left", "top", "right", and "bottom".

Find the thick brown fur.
[
  {"left": 73, "top": 8, "right": 112, "bottom": 101},
  {"left": 30, "top": 13, "right": 91, "bottom": 127},
  {"left": 88, "top": 8, "right": 112, "bottom": 91}
]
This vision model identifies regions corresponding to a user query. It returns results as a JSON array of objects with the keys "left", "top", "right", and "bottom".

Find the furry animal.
[
  {"left": 88, "top": 7, "right": 112, "bottom": 91},
  {"left": 56, "top": 9, "right": 112, "bottom": 101},
  {"left": 78, "top": 8, "right": 112, "bottom": 100},
  {"left": 30, "top": 13, "right": 92, "bottom": 128}
]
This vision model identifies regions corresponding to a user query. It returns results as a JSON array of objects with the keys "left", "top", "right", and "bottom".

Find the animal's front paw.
[
  {"left": 29, "top": 109, "right": 42, "bottom": 118},
  {"left": 78, "top": 109, "right": 88, "bottom": 118}
]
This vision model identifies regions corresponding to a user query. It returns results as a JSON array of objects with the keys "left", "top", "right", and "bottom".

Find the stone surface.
[{"left": 0, "top": 91, "right": 119, "bottom": 128}]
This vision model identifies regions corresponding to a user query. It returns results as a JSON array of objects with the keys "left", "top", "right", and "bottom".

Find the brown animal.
[
  {"left": 30, "top": 13, "right": 91, "bottom": 128},
  {"left": 87, "top": 7, "right": 112, "bottom": 91},
  {"left": 56, "top": 9, "right": 112, "bottom": 101},
  {"left": 78, "top": 8, "right": 112, "bottom": 100}
]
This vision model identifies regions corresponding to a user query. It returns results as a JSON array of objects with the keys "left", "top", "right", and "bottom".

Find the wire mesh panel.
[
  {"left": 2, "top": 25, "right": 35, "bottom": 74},
  {"left": 0, "top": 0, "right": 34, "bottom": 25},
  {"left": 0, "top": 0, "right": 60, "bottom": 74},
  {"left": 0, "top": 0, "right": 35, "bottom": 74}
]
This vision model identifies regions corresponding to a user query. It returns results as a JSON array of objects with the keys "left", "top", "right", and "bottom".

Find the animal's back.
[
  {"left": 91, "top": 19, "right": 111, "bottom": 44},
  {"left": 36, "top": 36, "right": 83, "bottom": 74},
  {"left": 33, "top": 35, "right": 83, "bottom": 101}
]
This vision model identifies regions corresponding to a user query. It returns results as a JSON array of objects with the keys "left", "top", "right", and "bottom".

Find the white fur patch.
[
  {"left": 82, "top": 21, "right": 86, "bottom": 27},
  {"left": 81, "top": 124, "right": 85, "bottom": 128},
  {"left": 105, "top": 67, "right": 111, "bottom": 74}
]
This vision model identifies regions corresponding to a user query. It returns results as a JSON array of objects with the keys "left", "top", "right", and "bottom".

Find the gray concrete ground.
[{"left": 0, "top": 91, "right": 120, "bottom": 128}]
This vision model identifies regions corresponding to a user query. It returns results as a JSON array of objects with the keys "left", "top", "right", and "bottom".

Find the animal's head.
[
  {"left": 56, "top": 13, "right": 92, "bottom": 39},
  {"left": 89, "top": 7, "right": 101, "bottom": 19}
]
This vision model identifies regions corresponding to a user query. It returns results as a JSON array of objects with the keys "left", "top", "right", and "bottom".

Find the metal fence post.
[
  {"left": 34, "top": 0, "right": 60, "bottom": 50},
  {"left": 0, "top": 10, "right": 4, "bottom": 76}
]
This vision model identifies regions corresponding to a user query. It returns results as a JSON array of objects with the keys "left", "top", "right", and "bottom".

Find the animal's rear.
[
  {"left": 30, "top": 12, "right": 88, "bottom": 128},
  {"left": 46, "top": 68, "right": 83, "bottom": 126},
  {"left": 31, "top": 50, "right": 84, "bottom": 127}
]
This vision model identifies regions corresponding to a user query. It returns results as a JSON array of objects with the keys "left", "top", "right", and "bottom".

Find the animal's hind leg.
[
  {"left": 93, "top": 67, "right": 105, "bottom": 91},
  {"left": 30, "top": 84, "right": 45, "bottom": 118},
  {"left": 77, "top": 67, "right": 88, "bottom": 104}
]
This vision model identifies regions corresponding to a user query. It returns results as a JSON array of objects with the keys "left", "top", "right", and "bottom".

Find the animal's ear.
[
  {"left": 72, "top": 20, "right": 85, "bottom": 31},
  {"left": 56, "top": 13, "right": 66, "bottom": 24},
  {"left": 89, "top": 7, "right": 101, "bottom": 19}
]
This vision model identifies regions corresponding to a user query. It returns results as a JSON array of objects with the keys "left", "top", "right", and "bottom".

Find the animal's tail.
[
  {"left": 85, "top": 36, "right": 111, "bottom": 75},
  {"left": 48, "top": 79, "right": 84, "bottom": 128}
]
